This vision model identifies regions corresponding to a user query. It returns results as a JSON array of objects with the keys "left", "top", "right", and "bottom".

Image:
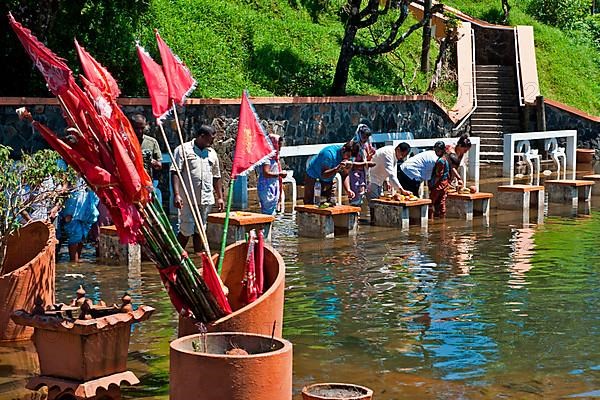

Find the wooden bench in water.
[
  {"left": 544, "top": 179, "right": 594, "bottom": 208},
  {"left": 446, "top": 192, "right": 493, "bottom": 220},
  {"left": 179, "top": 241, "right": 285, "bottom": 338},
  {"left": 497, "top": 185, "right": 545, "bottom": 224},
  {"left": 369, "top": 198, "right": 430, "bottom": 229},
  {"left": 294, "top": 205, "right": 360, "bottom": 238},
  {"left": 206, "top": 212, "right": 275, "bottom": 248}
]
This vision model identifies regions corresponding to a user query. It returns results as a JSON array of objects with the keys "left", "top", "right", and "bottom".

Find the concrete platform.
[
  {"left": 544, "top": 179, "right": 594, "bottom": 207},
  {"left": 369, "top": 198, "right": 430, "bottom": 230},
  {"left": 206, "top": 212, "right": 275, "bottom": 248},
  {"left": 295, "top": 205, "right": 360, "bottom": 238},
  {"left": 98, "top": 226, "right": 141, "bottom": 268},
  {"left": 446, "top": 192, "right": 493, "bottom": 221},
  {"left": 497, "top": 185, "right": 545, "bottom": 224}
]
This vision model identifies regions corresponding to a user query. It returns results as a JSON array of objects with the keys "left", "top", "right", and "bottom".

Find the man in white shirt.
[
  {"left": 399, "top": 145, "right": 443, "bottom": 195},
  {"left": 368, "top": 142, "right": 412, "bottom": 199},
  {"left": 171, "top": 125, "right": 224, "bottom": 253}
]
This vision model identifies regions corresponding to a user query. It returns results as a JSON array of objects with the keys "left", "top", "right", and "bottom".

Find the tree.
[
  {"left": 331, "top": 0, "right": 443, "bottom": 95},
  {"left": 420, "top": 0, "right": 433, "bottom": 72},
  {"left": 501, "top": 0, "right": 511, "bottom": 24}
]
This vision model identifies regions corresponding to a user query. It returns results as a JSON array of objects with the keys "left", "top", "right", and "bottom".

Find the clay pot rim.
[
  {"left": 210, "top": 241, "right": 285, "bottom": 326},
  {"left": 1, "top": 221, "right": 56, "bottom": 279},
  {"left": 171, "top": 331, "right": 293, "bottom": 359},
  {"left": 576, "top": 148, "right": 595, "bottom": 152},
  {"left": 302, "top": 382, "right": 374, "bottom": 399}
]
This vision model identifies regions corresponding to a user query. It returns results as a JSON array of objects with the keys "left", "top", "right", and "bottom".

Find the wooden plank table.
[
  {"left": 446, "top": 192, "right": 493, "bottom": 220},
  {"left": 369, "top": 197, "right": 431, "bottom": 229},
  {"left": 206, "top": 212, "right": 275, "bottom": 248},
  {"left": 544, "top": 179, "right": 594, "bottom": 207},
  {"left": 294, "top": 205, "right": 360, "bottom": 238},
  {"left": 497, "top": 185, "right": 545, "bottom": 224}
]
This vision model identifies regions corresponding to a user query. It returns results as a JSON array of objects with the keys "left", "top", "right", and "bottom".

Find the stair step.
[
  {"left": 471, "top": 125, "right": 521, "bottom": 133},
  {"left": 480, "top": 159, "right": 505, "bottom": 165},
  {"left": 471, "top": 112, "right": 519, "bottom": 119},
  {"left": 481, "top": 144, "right": 503, "bottom": 151},
  {"left": 470, "top": 118, "right": 520, "bottom": 126},
  {"left": 476, "top": 64, "right": 513, "bottom": 70},
  {"left": 480, "top": 151, "right": 505, "bottom": 162},
  {"left": 476, "top": 105, "right": 520, "bottom": 112},
  {"left": 478, "top": 99, "right": 520, "bottom": 106},
  {"left": 476, "top": 72, "right": 515, "bottom": 79},
  {"left": 478, "top": 137, "right": 504, "bottom": 145},
  {"left": 477, "top": 87, "right": 518, "bottom": 94}
]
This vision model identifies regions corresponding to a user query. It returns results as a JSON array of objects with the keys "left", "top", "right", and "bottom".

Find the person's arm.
[
  {"left": 342, "top": 174, "right": 355, "bottom": 200},
  {"left": 170, "top": 147, "right": 183, "bottom": 209},
  {"left": 261, "top": 162, "right": 282, "bottom": 178},
  {"left": 321, "top": 160, "right": 350, "bottom": 179},
  {"left": 448, "top": 153, "right": 462, "bottom": 185},
  {"left": 385, "top": 152, "right": 411, "bottom": 195},
  {"left": 211, "top": 151, "right": 224, "bottom": 211},
  {"left": 151, "top": 141, "right": 163, "bottom": 170}
]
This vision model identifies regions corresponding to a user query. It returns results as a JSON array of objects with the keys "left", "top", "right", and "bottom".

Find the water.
[{"left": 1, "top": 204, "right": 599, "bottom": 399}]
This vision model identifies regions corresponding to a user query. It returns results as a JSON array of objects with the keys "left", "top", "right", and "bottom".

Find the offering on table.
[{"left": 459, "top": 187, "right": 471, "bottom": 194}]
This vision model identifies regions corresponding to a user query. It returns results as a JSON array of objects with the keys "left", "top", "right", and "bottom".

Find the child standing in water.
[{"left": 429, "top": 141, "right": 450, "bottom": 219}]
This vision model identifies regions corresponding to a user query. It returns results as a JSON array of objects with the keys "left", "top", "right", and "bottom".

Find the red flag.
[
  {"left": 136, "top": 44, "right": 170, "bottom": 119},
  {"left": 8, "top": 12, "right": 72, "bottom": 96},
  {"left": 201, "top": 254, "right": 232, "bottom": 314},
  {"left": 155, "top": 30, "right": 196, "bottom": 105},
  {"left": 231, "top": 91, "right": 275, "bottom": 178},
  {"left": 74, "top": 39, "right": 120, "bottom": 100}
]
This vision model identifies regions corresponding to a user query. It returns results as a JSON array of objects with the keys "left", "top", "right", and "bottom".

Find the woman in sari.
[
  {"left": 349, "top": 124, "right": 376, "bottom": 205},
  {"left": 257, "top": 134, "right": 287, "bottom": 215}
]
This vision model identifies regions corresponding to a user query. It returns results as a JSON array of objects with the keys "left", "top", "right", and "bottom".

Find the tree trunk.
[
  {"left": 420, "top": 0, "right": 433, "bottom": 73},
  {"left": 428, "top": 37, "right": 448, "bottom": 92},
  {"left": 501, "top": 0, "right": 511, "bottom": 24},
  {"left": 331, "top": 24, "right": 359, "bottom": 96}
]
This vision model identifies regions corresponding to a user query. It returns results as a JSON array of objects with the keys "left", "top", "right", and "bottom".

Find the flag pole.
[{"left": 217, "top": 177, "right": 235, "bottom": 274}]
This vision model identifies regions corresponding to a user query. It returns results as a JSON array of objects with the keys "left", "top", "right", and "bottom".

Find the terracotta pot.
[
  {"left": 11, "top": 306, "right": 154, "bottom": 381},
  {"left": 179, "top": 241, "right": 285, "bottom": 337},
  {"left": 302, "top": 383, "right": 374, "bottom": 400},
  {"left": 170, "top": 332, "right": 293, "bottom": 400},
  {"left": 576, "top": 148, "right": 595, "bottom": 164},
  {"left": 0, "top": 221, "right": 56, "bottom": 342}
]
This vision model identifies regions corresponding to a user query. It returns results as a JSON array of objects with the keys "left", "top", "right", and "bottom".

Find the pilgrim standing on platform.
[
  {"left": 171, "top": 124, "right": 224, "bottom": 254},
  {"left": 348, "top": 124, "right": 376, "bottom": 206},
  {"left": 257, "top": 134, "right": 287, "bottom": 215}
]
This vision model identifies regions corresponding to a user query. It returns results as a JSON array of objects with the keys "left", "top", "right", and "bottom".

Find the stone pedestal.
[
  {"left": 369, "top": 198, "right": 430, "bottom": 230},
  {"left": 206, "top": 212, "right": 275, "bottom": 248},
  {"left": 544, "top": 180, "right": 594, "bottom": 208},
  {"left": 497, "top": 185, "right": 545, "bottom": 224},
  {"left": 27, "top": 371, "right": 138, "bottom": 400},
  {"left": 447, "top": 192, "right": 493, "bottom": 221},
  {"left": 294, "top": 205, "right": 360, "bottom": 238},
  {"left": 98, "top": 226, "right": 140, "bottom": 268},
  {"left": 583, "top": 174, "right": 600, "bottom": 195}
]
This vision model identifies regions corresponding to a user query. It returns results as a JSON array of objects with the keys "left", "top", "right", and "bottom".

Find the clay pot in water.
[
  {"left": 302, "top": 383, "right": 374, "bottom": 400},
  {"left": 170, "top": 332, "right": 292, "bottom": 400},
  {"left": 576, "top": 148, "right": 595, "bottom": 165},
  {"left": 469, "top": 185, "right": 478, "bottom": 194}
]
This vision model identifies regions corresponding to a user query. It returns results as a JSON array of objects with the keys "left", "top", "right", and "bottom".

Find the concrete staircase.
[{"left": 471, "top": 65, "right": 521, "bottom": 164}]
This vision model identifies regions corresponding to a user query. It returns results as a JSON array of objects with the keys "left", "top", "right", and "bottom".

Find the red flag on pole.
[
  {"left": 136, "top": 44, "right": 170, "bottom": 119},
  {"left": 8, "top": 12, "right": 72, "bottom": 96},
  {"left": 155, "top": 30, "right": 197, "bottom": 105},
  {"left": 231, "top": 91, "right": 275, "bottom": 179},
  {"left": 74, "top": 39, "right": 120, "bottom": 100}
]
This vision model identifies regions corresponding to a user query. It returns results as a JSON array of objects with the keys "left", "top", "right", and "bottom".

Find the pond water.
[{"left": 1, "top": 199, "right": 599, "bottom": 399}]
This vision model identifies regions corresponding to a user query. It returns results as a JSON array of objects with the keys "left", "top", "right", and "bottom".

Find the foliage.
[
  {"left": 0, "top": 145, "right": 76, "bottom": 246},
  {"left": 526, "top": 0, "right": 592, "bottom": 30}
]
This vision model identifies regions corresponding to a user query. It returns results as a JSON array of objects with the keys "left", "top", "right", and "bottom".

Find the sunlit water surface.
[{"left": 1, "top": 202, "right": 599, "bottom": 399}]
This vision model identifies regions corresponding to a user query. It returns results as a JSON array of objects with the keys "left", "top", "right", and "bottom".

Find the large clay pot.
[
  {"left": 178, "top": 241, "right": 285, "bottom": 337},
  {"left": 11, "top": 306, "right": 154, "bottom": 381},
  {"left": 302, "top": 383, "right": 374, "bottom": 400},
  {"left": 0, "top": 221, "right": 56, "bottom": 342},
  {"left": 170, "top": 332, "right": 293, "bottom": 400}
]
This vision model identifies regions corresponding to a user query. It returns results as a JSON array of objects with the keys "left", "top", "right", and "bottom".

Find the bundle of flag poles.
[{"left": 8, "top": 13, "right": 231, "bottom": 323}]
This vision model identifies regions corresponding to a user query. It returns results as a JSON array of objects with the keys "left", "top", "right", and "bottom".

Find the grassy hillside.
[
  {"left": 137, "top": 0, "right": 446, "bottom": 100},
  {"left": 444, "top": 0, "right": 600, "bottom": 115}
]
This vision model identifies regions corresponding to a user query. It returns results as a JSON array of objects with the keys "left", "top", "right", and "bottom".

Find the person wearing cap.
[
  {"left": 398, "top": 142, "right": 443, "bottom": 196},
  {"left": 429, "top": 141, "right": 451, "bottom": 218},
  {"left": 348, "top": 124, "right": 376, "bottom": 206}
]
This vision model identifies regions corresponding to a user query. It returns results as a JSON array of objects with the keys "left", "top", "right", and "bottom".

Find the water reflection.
[{"left": 1, "top": 210, "right": 599, "bottom": 399}]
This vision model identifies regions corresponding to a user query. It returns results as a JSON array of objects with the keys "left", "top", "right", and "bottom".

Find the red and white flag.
[
  {"left": 74, "top": 39, "right": 120, "bottom": 100},
  {"left": 8, "top": 12, "right": 72, "bottom": 96},
  {"left": 136, "top": 44, "right": 170, "bottom": 120},
  {"left": 231, "top": 91, "right": 275, "bottom": 178},
  {"left": 155, "top": 30, "right": 197, "bottom": 105}
]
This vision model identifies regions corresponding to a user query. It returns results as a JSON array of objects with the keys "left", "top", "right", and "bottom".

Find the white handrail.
[{"left": 514, "top": 27, "right": 525, "bottom": 106}]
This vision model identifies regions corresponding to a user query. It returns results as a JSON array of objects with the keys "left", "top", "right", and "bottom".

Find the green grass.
[
  {"left": 136, "top": 0, "right": 447, "bottom": 99},
  {"left": 444, "top": 0, "right": 600, "bottom": 115}
]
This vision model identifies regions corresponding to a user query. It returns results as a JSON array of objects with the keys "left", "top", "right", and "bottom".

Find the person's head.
[
  {"left": 195, "top": 124, "right": 216, "bottom": 148},
  {"left": 269, "top": 134, "right": 283, "bottom": 152},
  {"left": 342, "top": 141, "right": 360, "bottom": 160},
  {"left": 130, "top": 113, "right": 148, "bottom": 139},
  {"left": 355, "top": 124, "right": 372, "bottom": 144},
  {"left": 456, "top": 133, "right": 472, "bottom": 156},
  {"left": 433, "top": 141, "right": 446, "bottom": 157},
  {"left": 395, "top": 142, "right": 411, "bottom": 161}
]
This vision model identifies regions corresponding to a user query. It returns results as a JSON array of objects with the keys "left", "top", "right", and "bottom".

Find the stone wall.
[{"left": 544, "top": 100, "right": 600, "bottom": 149}]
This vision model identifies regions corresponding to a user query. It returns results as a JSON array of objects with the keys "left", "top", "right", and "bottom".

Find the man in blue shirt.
[{"left": 304, "top": 141, "right": 359, "bottom": 205}]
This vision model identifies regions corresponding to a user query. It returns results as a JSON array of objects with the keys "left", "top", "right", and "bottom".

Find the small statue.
[
  {"left": 119, "top": 293, "right": 133, "bottom": 313},
  {"left": 70, "top": 285, "right": 86, "bottom": 307},
  {"left": 79, "top": 298, "right": 94, "bottom": 320}
]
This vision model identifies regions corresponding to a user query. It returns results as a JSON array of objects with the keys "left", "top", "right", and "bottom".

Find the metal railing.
[{"left": 513, "top": 27, "right": 525, "bottom": 106}]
